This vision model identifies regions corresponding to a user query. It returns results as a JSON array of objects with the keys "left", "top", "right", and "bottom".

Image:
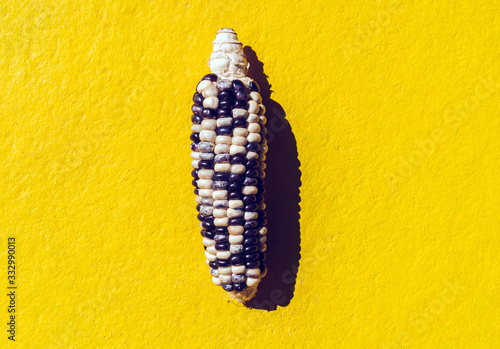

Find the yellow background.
[{"left": 1, "top": 0, "right": 499, "bottom": 348}]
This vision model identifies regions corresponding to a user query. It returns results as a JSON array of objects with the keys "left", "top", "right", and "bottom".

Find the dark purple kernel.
[
  {"left": 192, "top": 179, "right": 198, "bottom": 187},
  {"left": 244, "top": 203, "right": 259, "bottom": 212},
  {"left": 234, "top": 283, "right": 247, "bottom": 291},
  {"left": 216, "top": 127, "right": 232, "bottom": 135},
  {"left": 214, "top": 154, "right": 231, "bottom": 163},
  {"left": 214, "top": 234, "right": 229, "bottom": 243},
  {"left": 215, "top": 227, "right": 228, "bottom": 234},
  {"left": 191, "top": 169, "right": 199, "bottom": 178},
  {"left": 258, "top": 211, "right": 267, "bottom": 218},
  {"left": 214, "top": 201, "right": 227, "bottom": 208},
  {"left": 259, "top": 264, "right": 266, "bottom": 274},
  {"left": 248, "top": 81, "right": 260, "bottom": 92},
  {"left": 202, "top": 74, "right": 218, "bottom": 82},
  {"left": 213, "top": 172, "right": 229, "bottom": 181},
  {"left": 221, "top": 283, "right": 234, "bottom": 291},
  {"left": 193, "top": 92, "right": 204, "bottom": 105},
  {"left": 194, "top": 188, "right": 199, "bottom": 195},
  {"left": 230, "top": 255, "right": 245, "bottom": 265},
  {"left": 260, "top": 127, "right": 267, "bottom": 136},
  {"left": 244, "top": 237, "right": 258, "bottom": 246},
  {"left": 230, "top": 154, "right": 246, "bottom": 164},
  {"left": 259, "top": 218, "right": 268, "bottom": 226},
  {"left": 229, "top": 183, "right": 241, "bottom": 192},
  {"left": 202, "top": 221, "right": 214, "bottom": 229},
  {"left": 191, "top": 114, "right": 203, "bottom": 123},
  {"left": 229, "top": 173, "right": 244, "bottom": 183},
  {"left": 190, "top": 143, "right": 199, "bottom": 152},
  {"left": 229, "top": 192, "right": 242, "bottom": 200},
  {"left": 217, "top": 108, "right": 231, "bottom": 117},
  {"left": 244, "top": 220, "right": 258, "bottom": 229},
  {"left": 256, "top": 194, "right": 264, "bottom": 203},
  {"left": 204, "top": 215, "right": 214, "bottom": 222},
  {"left": 245, "top": 245, "right": 259, "bottom": 253},
  {"left": 212, "top": 181, "right": 228, "bottom": 190},
  {"left": 233, "top": 118, "right": 247, "bottom": 127},
  {"left": 219, "top": 89, "right": 235, "bottom": 100},
  {"left": 243, "top": 229, "right": 258, "bottom": 238},
  {"left": 200, "top": 229, "right": 205, "bottom": 237},
  {"left": 243, "top": 177, "right": 258, "bottom": 186},
  {"left": 215, "top": 242, "right": 230, "bottom": 251},
  {"left": 196, "top": 204, "right": 201, "bottom": 212},
  {"left": 202, "top": 108, "right": 217, "bottom": 118},
  {"left": 246, "top": 142, "right": 260, "bottom": 152},
  {"left": 246, "top": 260, "right": 260, "bottom": 268},
  {"left": 209, "top": 261, "right": 218, "bottom": 269},
  {"left": 246, "top": 159, "right": 259, "bottom": 169},
  {"left": 190, "top": 133, "right": 200, "bottom": 142},
  {"left": 242, "top": 195, "right": 256, "bottom": 204},
  {"left": 198, "top": 160, "right": 214, "bottom": 169},
  {"left": 228, "top": 218, "right": 245, "bottom": 226},
  {"left": 245, "top": 253, "right": 259, "bottom": 261},
  {"left": 203, "top": 230, "right": 215, "bottom": 239},
  {"left": 219, "top": 100, "right": 233, "bottom": 109},
  {"left": 234, "top": 100, "right": 248, "bottom": 109},
  {"left": 256, "top": 178, "right": 264, "bottom": 187},
  {"left": 232, "top": 274, "right": 246, "bottom": 283},
  {"left": 192, "top": 104, "right": 204, "bottom": 115},
  {"left": 235, "top": 90, "right": 248, "bottom": 101},
  {"left": 216, "top": 259, "right": 230, "bottom": 267},
  {"left": 197, "top": 214, "right": 206, "bottom": 221},
  {"left": 259, "top": 253, "right": 266, "bottom": 261},
  {"left": 232, "top": 80, "right": 245, "bottom": 90}
]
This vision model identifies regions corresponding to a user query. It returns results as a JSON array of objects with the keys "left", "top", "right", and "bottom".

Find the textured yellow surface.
[{"left": 1, "top": 0, "right": 499, "bottom": 348}]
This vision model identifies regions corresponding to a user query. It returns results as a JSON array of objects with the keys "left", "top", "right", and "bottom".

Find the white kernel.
[
  {"left": 247, "top": 133, "right": 261, "bottom": 143},
  {"left": 202, "top": 86, "right": 218, "bottom": 98},
  {"left": 232, "top": 265, "right": 246, "bottom": 274},
  {"left": 250, "top": 91, "right": 262, "bottom": 103},
  {"left": 218, "top": 267, "right": 232, "bottom": 275},
  {"left": 212, "top": 276, "right": 222, "bottom": 286},
  {"left": 205, "top": 251, "right": 217, "bottom": 261},
  {"left": 259, "top": 236, "right": 267, "bottom": 244},
  {"left": 233, "top": 128, "right": 249, "bottom": 137},
  {"left": 227, "top": 208, "right": 243, "bottom": 218},
  {"left": 191, "top": 160, "right": 199, "bottom": 169},
  {"left": 199, "top": 206, "right": 213, "bottom": 216},
  {"left": 214, "top": 218, "right": 229, "bottom": 227},
  {"left": 202, "top": 237, "right": 215, "bottom": 247},
  {"left": 214, "top": 163, "right": 231, "bottom": 172},
  {"left": 200, "top": 130, "right": 216, "bottom": 142},
  {"left": 229, "top": 235, "right": 244, "bottom": 244},
  {"left": 191, "top": 124, "right": 202, "bottom": 133},
  {"left": 217, "top": 251, "right": 231, "bottom": 260},
  {"left": 247, "top": 114, "right": 259, "bottom": 123},
  {"left": 201, "top": 119, "right": 217, "bottom": 130},
  {"left": 214, "top": 200, "right": 228, "bottom": 208},
  {"left": 246, "top": 277, "right": 259, "bottom": 287},
  {"left": 247, "top": 100, "right": 259, "bottom": 114},
  {"left": 216, "top": 135, "right": 232, "bottom": 145},
  {"left": 242, "top": 186, "right": 258, "bottom": 195},
  {"left": 219, "top": 274, "right": 232, "bottom": 284},
  {"left": 200, "top": 153, "right": 214, "bottom": 161},
  {"left": 197, "top": 80, "right": 213, "bottom": 93},
  {"left": 191, "top": 152, "right": 200, "bottom": 160},
  {"left": 195, "top": 196, "right": 202, "bottom": 204},
  {"left": 231, "top": 136, "right": 247, "bottom": 146},
  {"left": 200, "top": 197, "right": 213, "bottom": 206},
  {"left": 244, "top": 212, "right": 258, "bottom": 220},
  {"left": 246, "top": 152, "right": 258, "bottom": 160},
  {"left": 228, "top": 200, "right": 244, "bottom": 209},
  {"left": 246, "top": 268, "right": 261, "bottom": 277},
  {"left": 198, "top": 169, "right": 214, "bottom": 179},
  {"left": 259, "top": 244, "right": 267, "bottom": 252},
  {"left": 213, "top": 209, "right": 227, "bottom": 218},
  {"left": 247, "top": 123, "right": 260, "bottom": 133},
  {"left": 206, "top": 245, "right": 217, "bottom": 255},
  {"left": 203, "top": 96, "right": 219, "bottom": 109},
  {"left": 233, "top": 108, "right": 248, "bottom": 118},
  {"left": 198, "top": 189, "right": 214, "bottom": 197},
  {"left": 230, "top": 164, "right": 246, "bottom": 174},
  {"left": 198, "top": 142, "right": 214, "bottom": 152},
  {"left": 210, "top": 268, "right": 219, "bottom": 277},
  {"left": 230, "top": 244, "right": 244, "bottom": 254},
  {"left": 228, "top": 226, "right": 244, "bottom": 235},
  {"left": 214, "top": 144, "right": 229, "bottom": 154},
  {"left": 197, "top": 179, "right": 213, "bottom": 189},
  {"left": 212, "top": 190, "right": 228, "bottom": 200},
  {"left": 217, "top": 117, "right": 233, "bottom": 127},
  {"left": 230, "top": 145, "right": 246, "bottom": 155},
  {"left": 259, "top": 227, "right": 267, "bottom": 235}
]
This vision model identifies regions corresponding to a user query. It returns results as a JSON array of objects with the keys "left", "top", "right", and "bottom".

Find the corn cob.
[{"left": 190, "top": 29, "right": 267, "bottom": 302}]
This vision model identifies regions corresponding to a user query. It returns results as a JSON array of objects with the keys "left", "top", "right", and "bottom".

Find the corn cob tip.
[
  {"left": 209, "top": 28, "right": 248, "bottom": 79},
  {"left": 229, "top": 287, "right": 258, "bottom": 303}
]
